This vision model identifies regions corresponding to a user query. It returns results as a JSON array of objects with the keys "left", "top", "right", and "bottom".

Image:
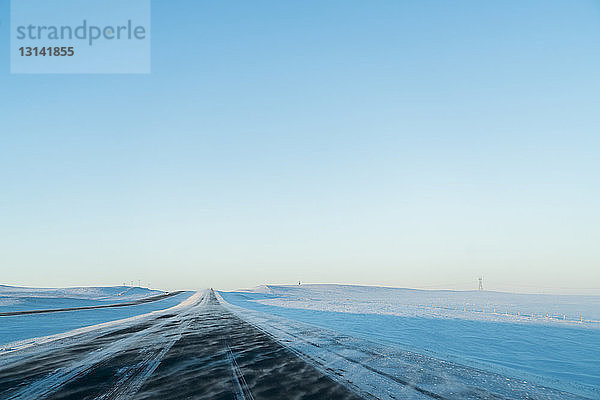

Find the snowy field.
[
  {"left": 220, "top": 284, "right": 600, "bottom": 398},
  {"left": 0, "top": 285, "right": 164, "bottom": 313},
  {"left": 0, "top": 286, "right": 193, "bottom": 347},
  {"left": 241, "top": 284, "right": 600, "bottom": 324}
]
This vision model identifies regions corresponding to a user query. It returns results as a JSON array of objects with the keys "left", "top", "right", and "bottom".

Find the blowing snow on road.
[{"left": 0, "top": 290, "right": 363, "bottom": 400}]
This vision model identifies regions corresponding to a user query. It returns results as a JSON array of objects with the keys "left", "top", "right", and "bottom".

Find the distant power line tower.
[{"left": 478, "top": 277, "right": 484, "bottom": 291}]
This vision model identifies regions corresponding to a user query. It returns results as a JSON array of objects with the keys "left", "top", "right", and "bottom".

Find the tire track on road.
[
  {"left": 226, "top": 343, "right": 255, "bottom": 400},
  {"left": 95, "top": 319, "right": 192, "bottom": 400}
]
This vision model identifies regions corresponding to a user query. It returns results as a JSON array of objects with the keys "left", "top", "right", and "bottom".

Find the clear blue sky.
[{"left": 1, "top": 1, "right": 599, "bottom": 293}]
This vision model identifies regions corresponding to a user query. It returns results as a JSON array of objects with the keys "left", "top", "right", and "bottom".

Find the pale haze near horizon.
[{"left": 1, "top": 1, "right": 599, "bottom": 294}]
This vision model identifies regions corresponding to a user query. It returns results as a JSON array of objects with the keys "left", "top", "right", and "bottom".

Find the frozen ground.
[
  {"left": 0, "top": 285, "right": 164, "bottom": 313},
  {"left": 0, "top": 287, "right": 193, "bottom": 347},
  {"left": 220, "top": 284, "right": 600, "bottom": 398}
]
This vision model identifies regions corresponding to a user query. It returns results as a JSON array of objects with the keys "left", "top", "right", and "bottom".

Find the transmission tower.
[{"left": 478, "top": 277, "right": 484, "bottom": 291}]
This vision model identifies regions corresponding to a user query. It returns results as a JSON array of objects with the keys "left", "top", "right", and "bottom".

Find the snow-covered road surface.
[{"left": 0, "top": 290, "right": 363, "bottom": 400}]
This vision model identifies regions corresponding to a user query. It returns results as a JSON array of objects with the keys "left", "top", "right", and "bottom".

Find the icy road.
[
  {"left": 0, "top": 289, "right": 591, "bottom": 400},
  {"left": 0, "top": 290, "right": 362, "bottom": 400}
]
